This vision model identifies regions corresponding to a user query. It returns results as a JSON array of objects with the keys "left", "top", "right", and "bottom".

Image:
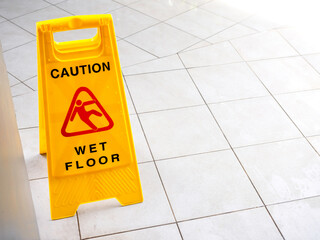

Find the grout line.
[
  {"left": 121, "top": 39, "right": 159, "bottom": 59},
  {"left": 83, "top": 222, "right": 176, "bottom": 240},
  {"left": 2, "top": 39, "right": 36, "bottom": 53},
  {"left": 266, "top": 194, "right": 320, "bottom": 207},
  {"left": 122, "top": 75, "right": 185, "bottom": 240},
  {"left": 176, "top": 206, "right": 264, "bottom": 224},
  {"left": 136, "top": 103, "right": 206, "bottom": 115},
  {"left": 177, "top": 53, "right": 286, "bottom": 240},
  {"left": 76, "top": 212, "right": 82, "bottom": 240},
  {"left": 18, "top": 126, "right": 39, "bottom": 131},
  {"left": 29, "top": 176, "right": 48, "bottom": 182}
]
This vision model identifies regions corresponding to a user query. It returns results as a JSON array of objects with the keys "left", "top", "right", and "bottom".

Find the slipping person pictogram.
[
  {"left": 70, "top": 99, "right": 102, "bottom": 131},
  {"left": 61, "top": 87, "right": 114, "bottom": 137}
]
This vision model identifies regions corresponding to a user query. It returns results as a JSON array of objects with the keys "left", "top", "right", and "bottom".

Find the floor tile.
[
  {"left": 126, "top": 70, "right": 204, "bottom": 113},
  {"left": 13, "top": 91, "right": 38, "bottom": 129},
  {"left": 129, "top": 115, "right": 153, "bottom": 163},
  {"left": 276, "top": 90, "right": 320, "bottom": 136},
  {"left": 24, "top": 76, "right": 38, "bottom": 91},
  {"left": 304, "top": 53, "right": 320, "bottom": 74},
  {"left": 78, "top": 163, "right": 175, "bottom": 239},
  {"left": 123, "top": 54, "right": 184, "bottom": 75},
  {"left": 179, "top": 41, "right": 242, "bottom": 68},
  {"left": 241, "top": 15, "right": 286, "bottom": 32},
  {"left": 126, "top": 23, "right": 199, "bottom": 57},
  {"left": 8, "top": 73, "right": 20, "bottom": 86},
  {"left": 0, "top": 0, "right": 49, "bottom": 19},
  {"left": 157, "top": 150, "right": 262, "bottom": 220},
  {"left": 12, "top": 5, "right": 70, "bottom": 35},
  {"left": 235, "top": 139, "right": 320, "bottom": 205},
  {"left": 129, "top": 0, "right": 193, "bottom": 21},
  {"left": 10, "top": 82, "right": 33, "bottom": 97},
  {"left": 30, "top": 179, "right": 80, "bottom": 240},
  {"left": 166, "top": 8, "right": 234, "bottom": 39},
  {"left": 249, "top": 57, "right": 320, "bottom": 94},
  {"left": 189, "top": 62, "right": 268, "bottom": 103},
  {"left": 117, "top": 40, "right": 156, "bottom": 67},
  {"left": 57, "top": 0, "right": 122, "bottom": 15},
  {"left": 44, "top": 0, "right": 65, "bottom": 3},
  {"left": 0, "top": 21, "right": 35, "bottom": 52},
  {"left": 279, "top": 28, "right": 320, "bottom": 55},
  {"left": 92, "top": 224, "right": 182, "bottom": 240},
  {"left": 113, "top": 0, "right": 139, "bottom": 4},
  {"left": 231, "top": 31, "right": 298, "bottom": 61},
  {"left": 53, "top": 28, "right": 99, "bottom": 42},
  {"left": 3, "top": 41, "right": 37, "bottom": 81},
  {"left": 179, "top": 208, "right": 282, "bottom": 240},
  {"left": 210, "top": 97, "right": 301, "bottom": 147},
  {"left": 206, "top": 24, "right": 256, "bottom": 44},
  {"left": 200, "top": 0, "right": 251, "bottom": 22},
  {"left": 139, "top": 106, "right": 229, "bottom": 160},
  {"left": 111, "top": 7, "right": 158, "bottom": 38},
  {"left": 268, "top": 197, "right": 320, "bottom": 240},
  {"left": 19, "top": 128, "right": 48, "bottom": 180}
]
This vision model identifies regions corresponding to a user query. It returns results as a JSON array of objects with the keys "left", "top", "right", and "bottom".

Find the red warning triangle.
[{"left": 61, "top": 87, "right": 114, "bottom": 137}]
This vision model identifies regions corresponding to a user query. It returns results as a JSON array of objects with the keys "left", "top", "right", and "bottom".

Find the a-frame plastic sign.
[{"left": 37, "top": 15, "right": 143, "bottom": 220}]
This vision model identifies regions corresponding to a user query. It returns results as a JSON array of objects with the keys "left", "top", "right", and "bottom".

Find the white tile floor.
[{"left": 2, "top": 0, "right": 320, "bottom": 239}]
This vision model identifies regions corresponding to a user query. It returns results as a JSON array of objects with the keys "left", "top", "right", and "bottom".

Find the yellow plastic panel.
[{"left": 37, "top": 15, "right": 143, "bottom": 220}]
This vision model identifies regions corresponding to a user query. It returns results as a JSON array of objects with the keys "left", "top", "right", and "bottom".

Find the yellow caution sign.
[{"left": 37, "top": 15, "right": 143, "bottom": 220}]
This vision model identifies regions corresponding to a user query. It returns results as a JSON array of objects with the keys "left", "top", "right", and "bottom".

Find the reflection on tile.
[
  {"left": 30, "top": 179, "right": 80, "bottom": 240},
  {"left": 19, "top": 128, "right": 48, "bottom": 180},
  {"left": 249, "top": 57, "right": 320, "bottom": 94},
  {"left": 207, "top": 24, "right": 256, "bottom": 44},
  {"left": 4, "top": 41, "right": 37, "bottom": 81},
  {"left": 0, "top": 21, "right": 35, "bottom": 51},
  {"left": 139, "top": 106, "right": 229, "bottom": 160},
  {"left": 231, "top": 31, "right": 297, "bottom": 61},
  {"left": 78, "top": 163, "right": 175, "bottom": 239},
  {"left": 235, "top": 139, "right": 320, "bottom": 204},
  {"left": 276, "top": 90, "right": 320, "bottom": 136},
  {"left": 0, "top": 0, "right": 49, "bottom": 19},
  {"left": 117, "top": 40, "right": 156, "bottom": 67},
  {"left": 179, "top": 41, "right": 242, "bottom": 68},
  {"left": 166, "top": 8, "right": 234, "bottom": 39},
  {"left": 93, "top": 224, "right": 182, "bottom": 240},
  {"left": 13, "top": 91, "right": 38, "bottom": 129},
  {"left": 157, "top": 151, "right": 262, "bottom": 220},
  {"left": 210, "top": 97, "right": 301, "bottom": 147},
  {"left": 126, "top": 23, "right": 199, "bottom": 58},
  {"left": 12, "top": 6, "right": 70, "bottom": 35},
  {"left": 279, "top": 28, "right": 320, "bottom": 55},
  {"left": 129, "top": 115, "right": 153, "bottom": 163},
  {"left": 189, "top": 62, "right": 268, "bottom": 103},
  {"left": 179, "top": 208, "right": 282, "bottom": 240},
  {"left": 129, "top": 0, "right": 193, "bottom": 21},
  {"left": 10, "top": 83, "right": 33, "bottom": 97},
  {"left": 268, "top": 197, "right": 320, "bottom": 240},
  {"left": 200, "top": 0, "right": 250, "bottom": 22},
  {"left": 111, "top": 7, "right": 158, "bottom": 38},
  {"left": 126, "top": 70, "right": 204, "bottom": 113},
  {"left": 123, "top": 54, "right": 184, "bottom": 75},
  {"left": 57, "top": 0, "right": 122, "bottom": 15}
]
